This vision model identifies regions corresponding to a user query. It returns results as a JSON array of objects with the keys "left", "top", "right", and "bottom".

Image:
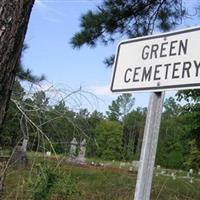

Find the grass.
[{"left": 2, "top": 154, "right": 200, "bottom": 200}]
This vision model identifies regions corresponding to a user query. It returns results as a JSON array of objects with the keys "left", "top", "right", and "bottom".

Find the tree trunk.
[
  {"left": 0, "top": 0, "right": 34, "bottom": 197},
  {"left": 0, "top": 0, "right": 35, "bottom": 127}
]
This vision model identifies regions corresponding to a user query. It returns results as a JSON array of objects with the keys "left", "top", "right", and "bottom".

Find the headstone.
[
  {"left": 91, "top": 161, "right": 95, "bottom": 166},
  {"left": 10, "top": 146, "right": 28, "bottom": 167},
  {"left": 100, "top": 163, "right": 104, "bottom": 167},
  {"left": 129, "top": 166, "right": 133, "bottom": 172},
  {"left": 156, "top": 165, "right": 161, "bottom": 170},
  {"left": 190, "top": 178, "right": 193, "bottom": 183},
  {"left": 77, "top": 139, "right": 86, "bottom": 163},
  {"left": 161, "top": 170, "right": 166, "bottom": 175},
  {"left": 132, "top": 160, "right": 140, "bottom": 171},
  {"left": 187, "top": 168, "right": 193, "bottom": 178},
  {"left": 119, "top": 162, "right": 126, "bottom": 168},
  {"left": 189, "top": 169, "right": 193, "bottom": 175},
  {"left": 68, "top": 138, "right": 78, "bottom": 162},
  {"left": 46, "top": 151, "right": 51, "bottom": 156},
  {"left": 187, "top": 169, "right": 193, "bottom": 183},
  {"left": 171, "top": 172, "right": 176, "bottom": 180},
  {"left": 21, "top": 138, "right": 28, "bottom": 152}
]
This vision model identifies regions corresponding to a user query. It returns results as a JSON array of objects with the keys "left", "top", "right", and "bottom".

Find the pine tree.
[
  {"left": 16, "top": 44, "right": 45, "bottom": 83},
  {"left": 71, "top": 0, "right": 185, "bottom": 66}
]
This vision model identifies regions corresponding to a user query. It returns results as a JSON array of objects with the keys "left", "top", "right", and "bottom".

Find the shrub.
[{"left": 27, "top": 163, "right": 78, "bottom": 200}]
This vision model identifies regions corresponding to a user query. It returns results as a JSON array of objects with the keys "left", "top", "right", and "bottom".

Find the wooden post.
[{"left": 134, "top": 92, "right": 164, "bottom": 200}]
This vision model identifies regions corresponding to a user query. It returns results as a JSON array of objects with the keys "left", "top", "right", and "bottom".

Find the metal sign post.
[{"left": 134, "top": 92, "right": 164, "bottom": 200}]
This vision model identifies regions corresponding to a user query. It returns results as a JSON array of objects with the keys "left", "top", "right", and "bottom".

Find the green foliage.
[
  {"left": 156, "top": 97, "right": 187, "bottom": 169},
  {"left": 33, "top": 91, "right": 49, "bottom": 108},
  {"left": 106, "top": 99, "right": 121, "bottom": 121},
  {"left": 27, "top": 163, "right": 78, "bottom": 200},
  {"left": 103, "top": 54, "right": 115, "bottom": 68},
  {"left": 71, "top": 0, "right": 185, "bottom": 49},
  {"left": 163, "top": 97, "right": 180, "bottom": 116},
  {"left": 28, "top": 164, "right": 58, "bottom": 200},
  {"left": 5, "top": 160, "right": 200, "bottom": 200},
  {"left": 106, "top": 93, "right": 134, "bottom": 121},
  {"left": 176, "top": 90, "right": 200, "bottom": 169},
  {"left": 166, "top": 144, "right": 184, "bottom": 169},
  {"left": 2, "top": 82, "right": 200, "bottom": 170},
  {"left": 96, "top": 120, "right": 123, "bottom": 160},
  {"left": 71, "top": 0, "right": 186, "bottom": 66},
  {"left": 177, "top": 90, "right": 200, "bottom": 149},
  {"left": 86, "top": 110, "right": 104, "bottom": 157},
  {"left": 122, "top": 108, "right": 146, "bottom": 160},
  {"left": 51, "top": 171, "right": 79, "bottom": 199},
  {"left": 184, "top": 140, "right": 200, "bottom": 170}
]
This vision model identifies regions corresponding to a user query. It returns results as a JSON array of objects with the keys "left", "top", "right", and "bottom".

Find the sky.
[{"left": 23, "top": 0, "right": 199, "bottom": 113}]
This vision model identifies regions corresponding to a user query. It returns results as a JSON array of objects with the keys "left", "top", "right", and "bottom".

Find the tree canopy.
[{"left": 71, "top": 0, "right": 187, "bottom": 66}]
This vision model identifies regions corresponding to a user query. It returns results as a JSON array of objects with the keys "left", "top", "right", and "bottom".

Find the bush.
[{"left": 27, "top": 163, "right": 78, "bottom": 200}]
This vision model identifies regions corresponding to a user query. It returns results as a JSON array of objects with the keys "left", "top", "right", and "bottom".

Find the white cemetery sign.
[
  {"left": 110, "top": 26, "right": 200, "bottom": 200},
  {"left": 111, "top": 27, "right": 200, "bottom": 92}
]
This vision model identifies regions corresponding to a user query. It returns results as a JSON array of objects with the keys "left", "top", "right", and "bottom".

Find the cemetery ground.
[{"left": 2, "top": 152, "right": 200, "bottom": 200}]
